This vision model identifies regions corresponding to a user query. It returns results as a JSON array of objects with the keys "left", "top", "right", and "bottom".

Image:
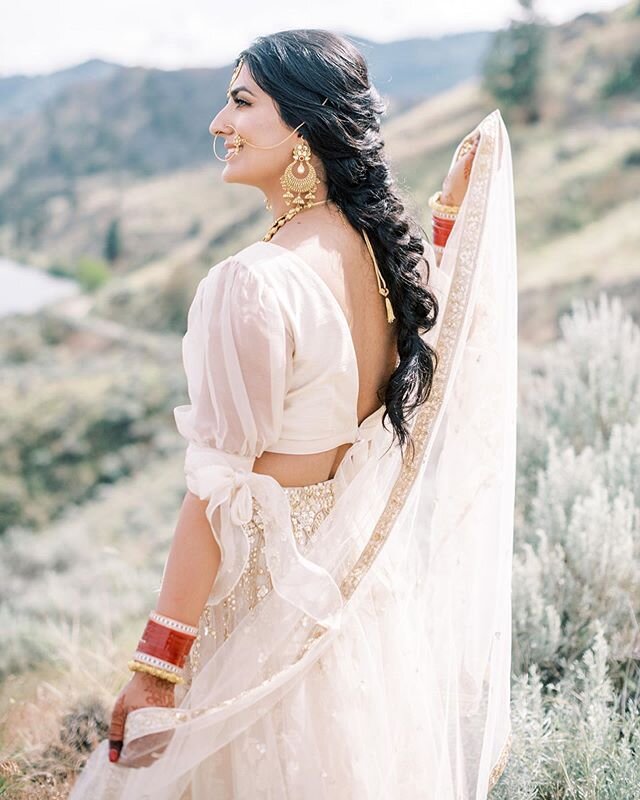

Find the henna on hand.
[
  {"left": 138, "top": 672, "right": 175, "bottom": 707},
  {"left": 441, "top": 131, "right": 480, "bottom": 206},
  {"left": 107, "top": 671, "right": 176, "bottom": 764}
]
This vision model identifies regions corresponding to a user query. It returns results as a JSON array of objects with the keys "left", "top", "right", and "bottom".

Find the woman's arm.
[
  {"left": 108, "top": 492, "right": 220, "bottom": 765},
  {"left": 154, "top": 491, "right": 221, "bottom": 627},
  {"left": 431, "top": 131, "right": 481, "bottom": 267}
]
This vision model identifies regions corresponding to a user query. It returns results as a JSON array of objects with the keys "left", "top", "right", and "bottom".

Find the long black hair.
[{"left": 236, "top": 29, "right": 439, "bottom": 461}]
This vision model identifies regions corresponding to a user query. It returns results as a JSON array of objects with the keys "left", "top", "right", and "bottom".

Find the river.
[{"left": 0, "top": 257, "right": 79, "bottom": 317}]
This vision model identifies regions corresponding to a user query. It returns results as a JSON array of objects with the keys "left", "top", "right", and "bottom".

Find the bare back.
[{"left": 253, "top": 206, "right": 398, "bottom": 487}]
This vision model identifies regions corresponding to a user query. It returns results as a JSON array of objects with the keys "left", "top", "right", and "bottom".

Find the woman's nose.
[{"left": 209, "top": 112, "right": 229, "bottom": 137}]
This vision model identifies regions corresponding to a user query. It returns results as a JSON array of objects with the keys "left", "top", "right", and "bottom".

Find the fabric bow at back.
[{"left": 184, "top": 442, "right": 344, "bottom": 629}]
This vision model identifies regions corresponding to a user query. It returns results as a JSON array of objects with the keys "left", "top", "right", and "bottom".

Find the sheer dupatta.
[{"left": 74, "top": 107, "right": 517, "bottom": 800}]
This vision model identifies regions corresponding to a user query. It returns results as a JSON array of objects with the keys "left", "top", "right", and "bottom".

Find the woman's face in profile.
[{"left": 209, "top": 62, "right": 300, "bottom": 189}]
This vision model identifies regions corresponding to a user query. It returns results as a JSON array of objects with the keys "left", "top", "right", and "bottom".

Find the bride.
[{"left": 69, "top": 28, "right": 517, "bottom": 800}]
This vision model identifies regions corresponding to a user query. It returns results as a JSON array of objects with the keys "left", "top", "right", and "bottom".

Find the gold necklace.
[{"left": 262, "top": 199, "right": 328, "bottom": 242}]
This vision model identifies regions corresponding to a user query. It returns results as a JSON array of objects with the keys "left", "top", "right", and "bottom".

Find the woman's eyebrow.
[{"left": 229, "top": 86, "right": 256, "bottom": 98}]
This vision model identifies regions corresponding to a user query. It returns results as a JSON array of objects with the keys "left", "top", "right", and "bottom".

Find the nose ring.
[{"left": 212, "top": 127, "right": 245, "bottom": 163}]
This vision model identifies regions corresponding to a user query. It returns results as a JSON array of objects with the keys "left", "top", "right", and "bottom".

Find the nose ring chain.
[{"left": 212, "top": 122, "right": 306, "bottom": 163}]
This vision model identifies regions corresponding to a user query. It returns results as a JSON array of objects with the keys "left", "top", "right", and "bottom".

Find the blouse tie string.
[
  {"left": 183, "top": 444, "right": 344, "bottom": 630},
  {"left": 330, "top": 407, "right": 387, "bottom": 494}
]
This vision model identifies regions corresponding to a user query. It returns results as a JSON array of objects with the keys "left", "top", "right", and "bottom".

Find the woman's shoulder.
[
  {"left": 195, "top": 242, "right": 301, "bottom": 331},
  {"left": 203, "top": 239, "right": 353, "bottom": 333},
  {"left": 205, "top": 241, "right": 293, "bottom": 287}
]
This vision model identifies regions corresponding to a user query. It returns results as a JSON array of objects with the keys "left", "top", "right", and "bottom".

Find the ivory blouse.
[{"left": 172, "top": 238, "right": 446, "bottom": 623}]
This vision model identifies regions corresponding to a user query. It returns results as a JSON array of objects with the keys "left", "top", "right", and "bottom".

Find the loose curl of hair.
[{"left": 236, "top": 29, "right": 439, "bottom": 462}]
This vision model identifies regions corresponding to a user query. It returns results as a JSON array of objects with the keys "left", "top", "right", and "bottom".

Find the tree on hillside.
[
  {"left": 602, "top": 51, "right": 640, "bottom": 97},
  {"left": 104, "top": 217, "right": 122, "bottom": 264},
  {"left": 481, "top": 0, "right": 548, "bottom": 124}
]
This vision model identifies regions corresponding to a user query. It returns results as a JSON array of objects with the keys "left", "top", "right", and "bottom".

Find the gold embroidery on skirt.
[{"left": 188, "top": 479, "right": 336, "bottom": 677}]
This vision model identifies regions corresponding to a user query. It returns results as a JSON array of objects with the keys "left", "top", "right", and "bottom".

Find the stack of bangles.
[
  {"left": 428, "top": 190, "right": 460, "bottom": 255},
  {"left": 127, "top": 611, "right": 198, "bottom": 685}
]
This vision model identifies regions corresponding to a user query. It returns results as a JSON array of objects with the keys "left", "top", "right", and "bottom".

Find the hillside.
[{"left": 1, "top": 6, "right": 637, "bottom": 346}]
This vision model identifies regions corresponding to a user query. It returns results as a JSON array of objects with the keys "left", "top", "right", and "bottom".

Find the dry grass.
[{"left": 0, "top": 627, "right": 130, "bottom": 799}]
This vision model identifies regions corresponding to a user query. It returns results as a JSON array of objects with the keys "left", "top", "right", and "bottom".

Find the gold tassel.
[
  {"left": 361, "top": 229, "right": 395, "bottom": 323},
  {"left": 384, "top": 295, "right": 396, "bottom": 324}
]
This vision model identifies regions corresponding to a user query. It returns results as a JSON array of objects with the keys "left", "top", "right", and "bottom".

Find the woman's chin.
[
  {"left": 223, "top": 156, "right": 248, "bottom": 175},
  {"left": 220, "top": 162, "right": 240, "bottom": 181}
]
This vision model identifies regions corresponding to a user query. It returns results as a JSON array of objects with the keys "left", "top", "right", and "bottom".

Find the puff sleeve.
[
  {"left": 174, "top": 257, "right": 291, "bottom": 459},
  {"left": 172, "top": 257, "right": 343, "bottom": 627}
]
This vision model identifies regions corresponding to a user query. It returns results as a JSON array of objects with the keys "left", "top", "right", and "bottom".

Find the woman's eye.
[{"left": 233, "top": 97, "right": 249, "bottom": 107}]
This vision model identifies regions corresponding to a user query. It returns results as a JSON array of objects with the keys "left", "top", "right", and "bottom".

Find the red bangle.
[
  {"left": 137, "top": 619, "right": 196, "bottom": 668},
  {"left": 432, "top": 213, "right": 456, "bottom": 248},
  {"left": 432, "top": 214, "right": 455, "bottom": 228},
  {"left": 432, "top": 218, "right": 455, "bottom": 232}
]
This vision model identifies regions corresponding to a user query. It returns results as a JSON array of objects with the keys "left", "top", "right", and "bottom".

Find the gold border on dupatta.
[
  {"left": 296, "top": 109, "right": 499, "bottom": 658},
  {"left": 488, "top": 730, "right": 512, "bottom": 792}
]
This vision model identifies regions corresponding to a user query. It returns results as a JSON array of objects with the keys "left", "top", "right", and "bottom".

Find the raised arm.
[{"left": 430, "top": 130, "right": 481, "bottom": 267}]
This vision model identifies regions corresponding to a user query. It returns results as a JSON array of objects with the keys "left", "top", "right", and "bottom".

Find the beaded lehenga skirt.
[
  {"left": 71, "top": 457, "right": 511, "bottom": 800},
  {"left": 69, "top": 457, "right": 511, "bottom": 800},
  {"left": 69, "top": 448, "right": 512, "bottom": 800},
  {"left": 180, "top": 477, "right": 337, "bottom": 687}
]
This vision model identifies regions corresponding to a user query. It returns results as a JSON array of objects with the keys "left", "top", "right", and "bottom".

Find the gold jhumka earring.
[{"left": 280, "top": 140, "right": 321, "bottom": 210}]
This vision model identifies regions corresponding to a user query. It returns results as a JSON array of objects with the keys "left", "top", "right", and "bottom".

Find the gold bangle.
[
  {"left": 128, "top": 659, "right": 185, "bottom": 684},
  {"left": 428, "top": 190, "right": 460, "bottom": 216}
]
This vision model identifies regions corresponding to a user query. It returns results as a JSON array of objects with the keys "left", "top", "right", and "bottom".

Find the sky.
[{"left": 0, "top": 0, "right": 627, "bottom": 78}]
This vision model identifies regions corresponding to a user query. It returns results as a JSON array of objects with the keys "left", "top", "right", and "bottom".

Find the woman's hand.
[
  {"left": 440, "top": 131, "right": 481, "bottom": 207},
  {"left": 108, "top": 670, "right": 175, "bottom": 767}
]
